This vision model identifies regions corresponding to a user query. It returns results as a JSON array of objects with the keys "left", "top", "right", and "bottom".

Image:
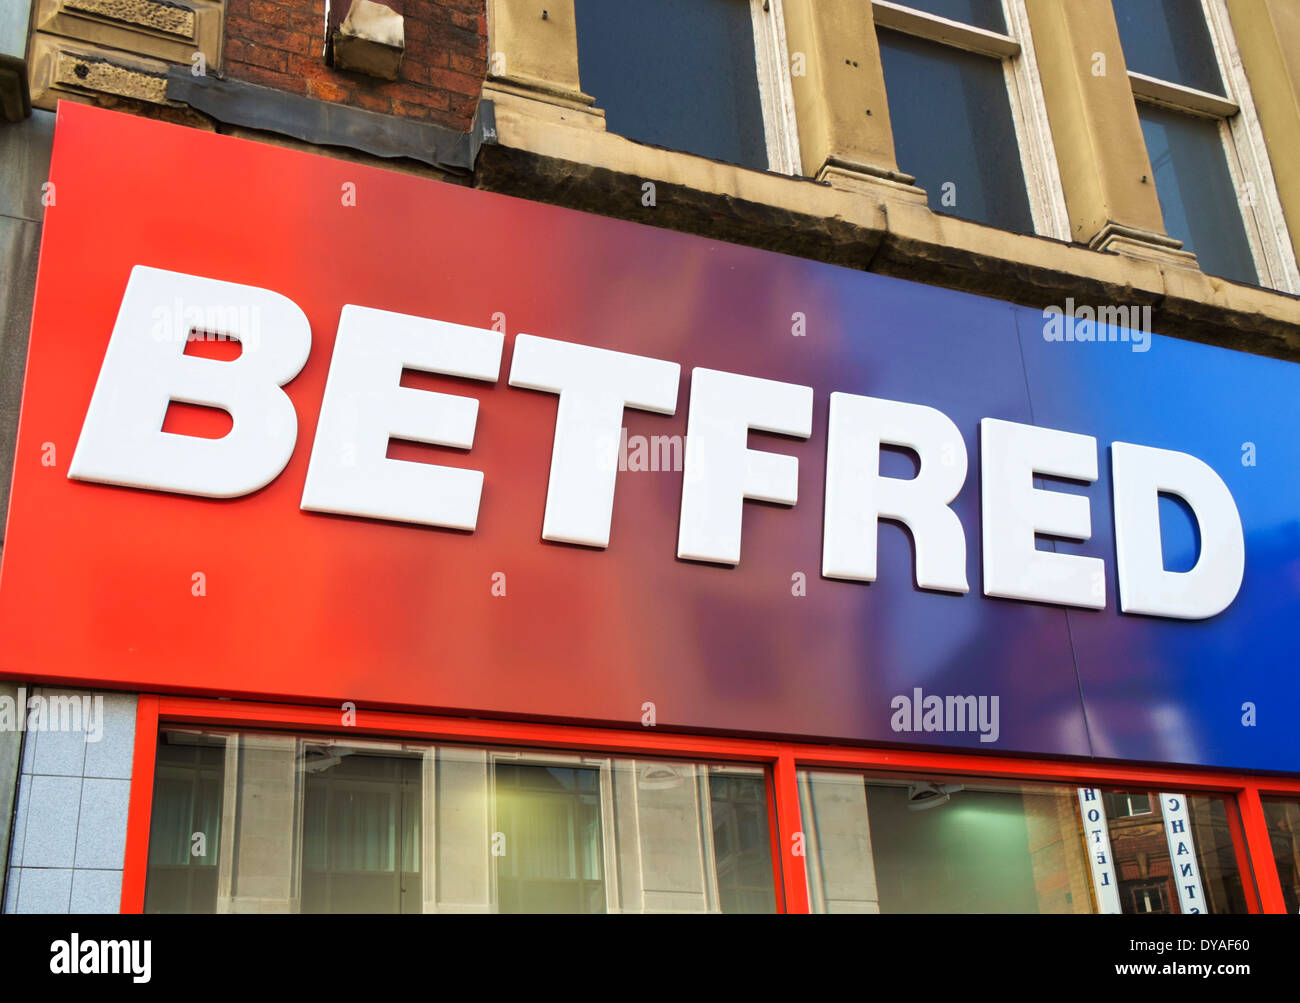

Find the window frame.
[
  {"left": 871, "top": 0, "right": 1072, "bottom": 240},
  {"left": 750, "top": 0, "right": 803, "bottom": 175},
  {"left": 1122, "top": 0, "right": 1300, "bottom": 293},
  {"left": 122, "top": 695, "right": 1300, "bottom": 914}
]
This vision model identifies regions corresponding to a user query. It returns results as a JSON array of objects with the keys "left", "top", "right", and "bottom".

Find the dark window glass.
[
  {"left": 144, "top": 734, "right": 225, "bottom": 913},
  {"left": 1112, "top": 0, "right": 1225, "bottom": 95},
  {"left": 574, "top": 0, "right": 768, "bottom": 170},
  {"left": 896, "top": 0, "right": 1006, "bottom": 33},
  {"left": 878, "top": 28, "right": 1035, "bottom": 234},
  {"left": 1138, "top": 103, "right": 1257, "bottom": 285},
  {"left": 708, "top": 772, "right": 777, "bottom": 913},
  {"left": 1263, "top": 798, "right": 1300, "bottom": 914}
]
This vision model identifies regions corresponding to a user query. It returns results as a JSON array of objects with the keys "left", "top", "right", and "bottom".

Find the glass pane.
[
  {"left": 144, "top": 729, "right": 776, "bottom": 913},
  {"left": 798, "top": 771, "right": 1249, "bottom": 913},
  {"left": 708, "top": 771, "right": 777, "bottom": 913},
  {"left": 300, "top": 748, "right": 422, "bottom": 914},
  {"left": 574, "top": 0, "right": 768, "bottom": 171},
  {"left": 1263, "top": 798, "right": 1300, "bottom": 913},
  {"left": 143, "top": 733, "right": 225, "bottom": 913},
  {"left": 895, "top": 0, "right": 1006, "bottom": 33},
  {"left": 878, "top": 28, "right": 1035, "bottom": 234},
  {"left": 1138, "top": 103, "right": 1257, "bottom": 285},
  {"left": 1112, "top": 0, "right": 1224, "bottom": 95},
  {"left": 494, "top": 762, "right": 606, "bottom": 913}
]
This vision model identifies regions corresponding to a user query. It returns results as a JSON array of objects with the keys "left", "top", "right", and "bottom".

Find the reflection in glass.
[
  {"left": 878, "top": 29, "right": 1034, "bottom": 234},
  {"left": 1138, "top": 104, "right": 1257, "bottom": 285},
  {"left": 1263, "top": 798, "right": 1300, "bottom": 913},
  {"left": 708, "top": 772, "right": 777, "bottom": 913}
]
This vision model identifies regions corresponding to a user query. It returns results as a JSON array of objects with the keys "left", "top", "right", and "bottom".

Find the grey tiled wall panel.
[{"left": 4, "top": 689, "right": 139, "bottom": 914}]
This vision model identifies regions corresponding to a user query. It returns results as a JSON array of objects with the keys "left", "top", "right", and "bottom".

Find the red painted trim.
[
  {"left": 772, "top": 753, "right": 810, "bottom": 914},
  {"left": 119, "top": 694, "right": 159, "bottom": 914},
  {"left": 155, "top": 697, "right": 787, "bottom": 762},
  {"left": 1239, "top": 785, "right": 1288, "bottom": 914},
  {"left": 124, "top": 695, "right": 1300, "bottom": 915}
]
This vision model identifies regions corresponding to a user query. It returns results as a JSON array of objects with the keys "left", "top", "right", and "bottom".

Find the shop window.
[
  {"left": 1112, "top": 0, "right": 1299, "bottom": 290},
  {"left": 796, "top": 771, "right": 1250, "bottom": 914},
  {"left": 573, "top": 0, "right": 801, "bottom": 174},
  {"left": 872, "top": 0, "right": 1068, "bottom": 237},
  {"left": 1262, "top": 798, "right": 1300, "bottom": 914},
  {"left": 143, "top": 730, "right": 777, "bottom": 913}
]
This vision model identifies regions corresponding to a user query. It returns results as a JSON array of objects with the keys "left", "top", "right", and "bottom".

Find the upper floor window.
[
  {"left": 1104, "top": 791, "right": 1153, "bottom": 818},
  {"left": 1113, "top": 0, "right": 1300, "bottom": 291},
  {"left": 574, "top": 0, "right": 801, "bottom": 174},
  {"left": 872, "top": 0, "right": 1068, "bottom": 238}
]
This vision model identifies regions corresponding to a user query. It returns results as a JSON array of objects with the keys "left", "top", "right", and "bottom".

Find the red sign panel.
[{"left": 0, "top": 104, "right": 1100, "bottom": 754}]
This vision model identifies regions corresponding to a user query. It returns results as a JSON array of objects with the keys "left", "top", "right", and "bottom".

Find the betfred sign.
[
  {"left": 2, "top": 104, "right": 1298, "bottom": 770},
  {"left": 73, "top": 265, "right": 1245, "bottom": 620}
]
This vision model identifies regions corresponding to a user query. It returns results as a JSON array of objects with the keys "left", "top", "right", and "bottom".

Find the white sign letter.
[
  {"left": 823, "top": 393, "right": 969, "bottom": 592},
  {"left": 301, "top": 305, "right": 503, "bottom": 530},
  {"left": 508, "top": 334, "right": 679, "bottom": 547},
  {"left": 69, "top": 265, "right": 310, "bottom": 497},
  {"left": 981, "top": 417, "right": 1104, "bottom": 608},
  {"left": 1112, "top": 442, "right": 1244, "bottom": 619},
  {"left": 677, "top": 368, "right": 813, "bottom": 565}
]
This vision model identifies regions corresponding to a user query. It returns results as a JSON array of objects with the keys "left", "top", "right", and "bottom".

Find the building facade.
[{"left": 1, "top": 0, "right": 1299, "bottom": 914}]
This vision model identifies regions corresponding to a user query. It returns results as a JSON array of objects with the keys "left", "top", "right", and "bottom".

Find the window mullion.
[{"left": 1002, "top": 0, "right": 1070, "bottom": 241}]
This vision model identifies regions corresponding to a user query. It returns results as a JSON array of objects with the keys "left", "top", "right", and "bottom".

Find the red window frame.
[{"left": 121, "top": 695, "right": 1300, "bottom": 914}]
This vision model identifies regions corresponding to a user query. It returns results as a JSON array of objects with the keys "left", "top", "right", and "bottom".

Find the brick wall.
[{"left": 223, "top": 0, "right": 486, "bottom": 131}]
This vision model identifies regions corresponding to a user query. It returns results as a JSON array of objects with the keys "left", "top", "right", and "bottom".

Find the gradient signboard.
[{"left": 1, "top": 104, "right": 1297, "bottom": 772}]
